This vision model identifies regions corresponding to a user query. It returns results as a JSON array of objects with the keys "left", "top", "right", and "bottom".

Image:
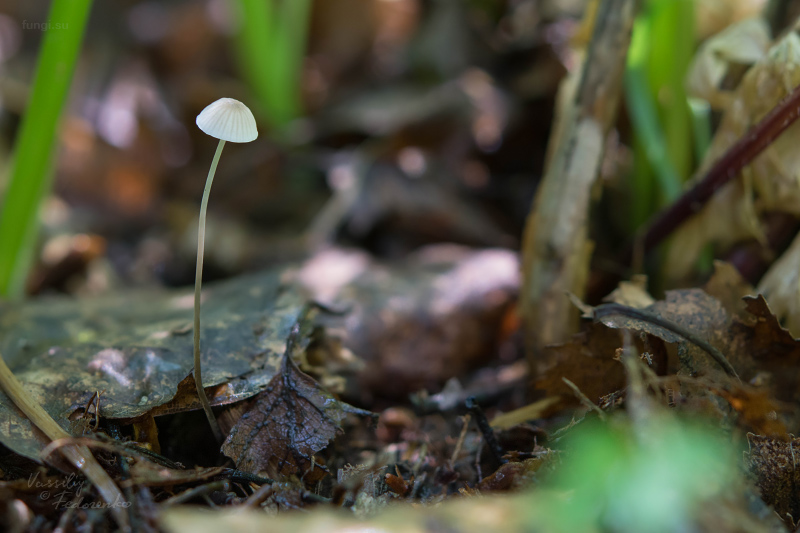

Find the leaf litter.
[
  {"left": 222, "top": 310, "right": 374, "bottom": 479},
  {"left": 8, "top": 3, "right": 800, "bottom": 532},
  {"left": 0, "top": 268, "right": 307, "bottom": 461}
]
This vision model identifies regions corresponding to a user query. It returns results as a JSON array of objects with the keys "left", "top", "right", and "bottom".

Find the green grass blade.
[
  {"left": 0, "top": 0, "right": 93, "bottom": 298},
  {"left": 271, "top": 0, "right": 311, "bottom": 126},
  {"left": 688, "top": 96, "right": 711, "bottom": 162},
  {"left": 645, "top": 0, "right": 695, "bottom": 182},
  {"left": 625, "top": 67, "right": 682, "bottom": 203},
  {"left": 234, "top": 0, "right": 311, "bottom": 132},
  {"left": 233, "top": 0, "right": 276, "bottom": 122},
  {"left": 625, "top": 14, "right": 682, "bottom": 230}
]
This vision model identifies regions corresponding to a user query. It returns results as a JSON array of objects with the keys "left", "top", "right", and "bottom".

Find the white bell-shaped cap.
[{"left": 196, "top": 98, "right": 258, "bottom": 143}]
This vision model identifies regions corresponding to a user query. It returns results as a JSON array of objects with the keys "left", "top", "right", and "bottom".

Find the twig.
[
  {"left": 562, "top": 378, "right": 606, "bottom": 420},
  {"left": 162, "top": 481, "right": 227, "bottom": 507},
  {"left": 465, "top": 397, "right": 506, "bottom": 465},
  {"left": 0, "top": 354, "right": 130, "bottom": 531},
  {"left": 591, "top": 82, "right": 800, "bottom": 299},
  {"left": 521, "top": 0, "right": 638, "bottom": 354},
  {"left": 636, "top": 83, "right": 800, "bottom": 257},
  {"left": 450, "top": 414, "right": 471, "bottom": 465},
  {"left": 42, "top": 435, "right": 184, "bottom": 471}
]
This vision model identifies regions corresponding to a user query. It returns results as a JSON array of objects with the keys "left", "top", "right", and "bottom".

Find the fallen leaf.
[
  {"left": 686, "top": 17, "right": 770, "bottom": 109},
  {"left": 729, "top": 296, "right": 800, "bottom": 407},
  {"left": 746, "top": 433, "right": 800, "bottom": 522},
  {"left": 667, "top": 28, "right": 800, "bottom": 281},
  {"left": 702, "top": 261, "right": 755, "bottom": 320},
  {"left": 0, "top": 268, "right": 307, "bottom": 462},
  {"left": 714, "top": 385, "right": 787, "bottom": 439},
  {"left": 300, "top": 246, "right": 519, "bottom": 400},
  {"left": 757, "top": 230, "right": 800, "bottom": 337},
  {"left": 476, "top": 458, "right": 545, "bottom": 492},
  {"left": 534, "top": 322, "right": 630, "bottom": 406},
  {"left": 602, "top": 274, "right": 654, "bottom": 308},
  {"left": 222, "top": 321, "right": 373, "bottom": 479}
]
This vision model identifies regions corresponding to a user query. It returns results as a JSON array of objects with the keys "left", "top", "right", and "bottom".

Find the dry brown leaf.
[
  {"left": 475, "top": 458, "right": 545, "bottom": 492},
  {"left": 687, "top": 17, "right": 770, "bottom": 108},
  {"left": 222, "top": 327, "right": 372, "bottom": 479},
  {"left": 667, "top": 26, "right": 800, "bottom": 282},
  {"left": 728, "top": 296, "right": 800, "bottom": 407},
  {"left": 695, "top": 0, "right": 767, "bottom": 40},
  {"left": 647, "top": 289, "right": 735, "bottom": 376},
  {"left": 757, "top": 230, "right": 800, "bottom": 337},
  {"left": 579, "top": 289, "right": 800, "bottom": 431},
  {"left": 602, "top": 275, "right": 654, "bottom": 309},
  {"left": 534, "top": 323, "right": 629, "bottom": 406},
  {"left": 299, "top": 246, "right": 519, "bottom": 401},
  {"left": 746, "top": 433, "right": 800, "bottom": 522},
  {"left": 714, "top": 385, "right": 787, "bottom": 438},
  {"left": 702, "top": 260, "right": 755, "bottom": 320}
]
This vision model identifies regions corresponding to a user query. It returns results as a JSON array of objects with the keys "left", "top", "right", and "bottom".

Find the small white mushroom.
[
  {"left": 196, "top": 97, "right": 258, "bottom": 143},
  {"left": 193, "top": 97, "right": 258, "bottom": 443}
]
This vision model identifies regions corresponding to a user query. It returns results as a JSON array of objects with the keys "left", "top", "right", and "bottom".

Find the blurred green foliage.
[
  {"left": 536, "top": 415, "right": 738, "bottom": 532},
  {"left": 625, "top": 0, "right": 698, "bottom": 230},
  {"left": 0, "top": 0, "right": 92, "bottom": 299},
  {"left": 233, "top": 0, "right": 311, "bottom": 133}
]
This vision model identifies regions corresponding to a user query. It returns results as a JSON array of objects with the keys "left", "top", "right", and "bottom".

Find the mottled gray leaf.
[{"left": 0, "top": 269, "right": 306, "bottom": 461}]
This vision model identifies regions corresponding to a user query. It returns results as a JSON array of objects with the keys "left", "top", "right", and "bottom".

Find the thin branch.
[
  {"left": 636, "top": 82, "right": 800, "bottom": 257},
  {"left": 590, "top": 82, "right": 800, "bottom": 299}
]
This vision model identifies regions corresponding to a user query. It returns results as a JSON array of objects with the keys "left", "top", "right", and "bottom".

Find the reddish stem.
[
  {"left": 590, "top": 82, "right": 800, "bottom": 299},
  {"left": 639, "top": 83, "right": 800, "bottom": 254}
]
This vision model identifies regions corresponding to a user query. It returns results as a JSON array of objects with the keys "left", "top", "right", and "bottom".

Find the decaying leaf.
[
  {"left": 714, "top": 385, "right": 787, "bottom": 438},
  {"left": 222, "top": 322, "right": 372, "bottom": 479},
  {"left": 602, "top": 274, "right": 654, "bottom": 309},
  {"left": 729, "top": 296, "right": 800, "bottom": 408},
  {"left": 702, "top": 260, "right": 755, "bottom": 320},
  {"left": 667, "top": 23, "right": 800, "bottom": 281},
  {"left": 686, "top": 17, "right": 770, "bottom": 109},
  {"left": 547, "top": 270, "right": 800, "bottom": 435},
  {"left": 636, "top": 289, "right": 735, "bottom": 377},
  {"left": 746, "top": 433, "right": 800, "bottom": 522},
  {"left": 757, "top": 230, "right": 800, "bottom": 337},
  {"left": 695, "top": 0, "right": 767, "bottom": 40},
  {"left": 0, "top": 268, "right": 307, "bottom": 461},
  {"left": 297, "top": 246, "right": 519, "bottom": 400},
  {"left": 534, "top": 322, "right": 629, "bottom": 406},
  {"left": 476, "top": 458, "right": 546, "bottom": 492}
]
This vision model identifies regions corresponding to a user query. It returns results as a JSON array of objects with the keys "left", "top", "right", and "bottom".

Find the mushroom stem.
[{"left": 194, "top": 138, "right": 226, "bottom": 444}]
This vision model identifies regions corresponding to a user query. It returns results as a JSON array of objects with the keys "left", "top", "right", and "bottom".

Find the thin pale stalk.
[{"left": 194, "top": 139, "right": 226, "bottom": 444}]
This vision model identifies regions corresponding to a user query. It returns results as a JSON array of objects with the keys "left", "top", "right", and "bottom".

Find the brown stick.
[
  {"left": 521, "top": 0, "right": 638, "bottom": 358},
  {"left": 0, "top": 355, "right": 130, "bottom": 531}
]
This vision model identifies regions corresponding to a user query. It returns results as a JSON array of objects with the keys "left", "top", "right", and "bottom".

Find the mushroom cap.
[{"left": 196, "top": 98, "right": 258, "bottom": 143}]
